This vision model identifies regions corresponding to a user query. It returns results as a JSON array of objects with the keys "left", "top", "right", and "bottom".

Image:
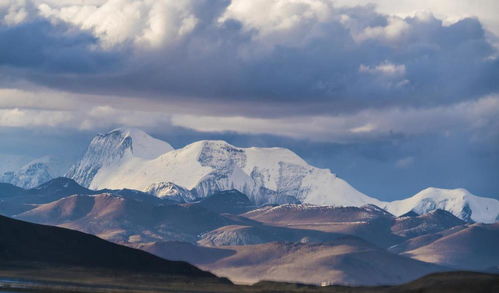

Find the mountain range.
[
  {"left": 60, "top": 128, "right": 498, "bottom": 223},
  {"left": 0, "top": 176, "right": 497, "bottom": 285},
  {"left": 0, "top": 127, "right": 498, "bottom": 287}
]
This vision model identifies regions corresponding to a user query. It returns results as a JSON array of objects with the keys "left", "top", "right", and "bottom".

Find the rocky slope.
[{"left": 66, "top": 128, "right": 174, "bottom": 188}]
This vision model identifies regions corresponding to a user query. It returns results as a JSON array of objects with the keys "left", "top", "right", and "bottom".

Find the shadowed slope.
[
  {"left": 392, "top": 209, "right": 465, "bottom": 238},
  {"left": 17, "top": 193, "right": 235, "bottom": 243},
  {"left": 193, "top": 190, "right": 256, "bottom": 214},
  {"left": 240, "top": 204, "right": 401, "bottom": 247},
  {"left": 0, "top": 214, "right": 216, "bottom": 278},
  {"left": 137, "top": 237, "right": 447, "bottom": 286},
  {"left": 402, "top": 223, "right": 499, "bottom": 270},
  {"left": 132, "top": 241, "right": 236, "bottom": 265}
]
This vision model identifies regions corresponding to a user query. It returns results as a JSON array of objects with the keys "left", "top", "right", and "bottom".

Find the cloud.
[
  {"left": 0, "top": 88, "right": 79, "bottom": 110},
  {"left": 0, "top": 0, "right": 30, "bottom": 26},
  {"left": 171, "top": 94, "right": 499, "bottom": 142},
  {"left": 0, "top": 108, "right": 73, "bottom": 127},
  {"left": 0, "top": 0, "right": 496, "bottom": 117},
  {"left": 333, "top": 0, "right": 499, "bottom": 38},
  {"left": 0, "top": 18, "right": 120, "bottom": 73},
  {"left": 0, "top": 105, "right": 172, "bottom": 130},
  {"left": 359, "top": 61, "right": 406, "bottom": 76},
  {"left": 37, "top": 0, "right": 203, "bottom": 49},
  {"left": 354, "top": 15, "right": 410, "bottom": 43},
  {"left": 0, "top": 88, "right": 172, "bottom": 130},
  {"left": 395, "top": 156, "right": 414, "bottom": 168}
]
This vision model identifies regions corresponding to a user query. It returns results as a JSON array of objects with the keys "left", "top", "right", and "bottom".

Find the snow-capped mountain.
[
  {"left": 66, "top": 128, "right": 499, "bottom": 223},
  {"left": 66, "top": 128, "right": 174, "bottom": 188},
  {"left": 0, "top": 157, "right": 53, "bottom": 189},
  {"left": 385, "top": 188, "right": 499, "bottom": 223},
  {"left": 67, "top": 128, "right": 381, "bottom": 206}
]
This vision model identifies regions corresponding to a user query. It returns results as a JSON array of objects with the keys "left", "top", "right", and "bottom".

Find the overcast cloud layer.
[{"left": 0, "top": 0, "right": 498, "bottom": 200}]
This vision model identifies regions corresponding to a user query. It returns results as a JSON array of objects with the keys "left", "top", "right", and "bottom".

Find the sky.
[{"left": 0, "top": 0, "right": 498, "bottom": 200}]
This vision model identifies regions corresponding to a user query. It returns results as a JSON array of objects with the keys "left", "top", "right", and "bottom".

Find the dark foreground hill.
[{"left": 0, "top": 214, "right": 216, "bottom": 278}]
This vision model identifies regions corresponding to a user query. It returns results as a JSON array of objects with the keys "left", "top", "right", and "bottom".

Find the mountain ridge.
[{"left": 23, "top": 127, "right": 497, "bottom": 224}]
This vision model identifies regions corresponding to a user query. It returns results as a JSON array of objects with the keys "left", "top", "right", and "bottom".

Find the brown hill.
[
  {"left": 392, "top": 209, "right": 465, "bottom": 238},
  {"left": 198, "top": 224, "right": 345, "bottom": 246},
  {"left": 241, "top": 204, "right": 401, "bottom": 247},
  {"left": 17, "top": 193, "right": 234, "bottom": 243},
  {"left": 402, "top": 223, "right": 499, "bottom": 270},
  {"left": 137, "top": 237, "right": 446, "bottom": 286},
  {"left": 242, "top": 204, "right": 393, "bottom": 224}
]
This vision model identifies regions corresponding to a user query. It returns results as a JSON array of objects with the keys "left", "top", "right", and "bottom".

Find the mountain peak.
[
  {"left": 30, "top": 177, "right": 91, "bottom": 196},
  {"left": 66, "top": 128, "right": 380, "bottom": 206},
  {"left": 0, "top": 157, "right": 53, "bottom": 189},
  {"left": 66, "top": 128, "right": 174, "bottom": 187},
  {"left": 97, "top": 127, "right": 174, "bottom": 160},
  {"left": 386, "top": 187, "right": 499, "bottom": 223},
  {"left": 418, "top": 187, "right": 471, "bottom": 198}
]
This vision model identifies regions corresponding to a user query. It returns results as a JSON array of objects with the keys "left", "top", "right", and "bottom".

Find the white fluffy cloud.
[
  {"left": 219, "top": 0, "right": 335, "bottom": 51},
  {"left": 37, "top": 0, "right": 200, "bottom": 49},
  {"left": 5, "top": 0, "right": 498, "bottom": 49},
  {"left": 0, "top": 0, "right": 28, "bottom": 26},
  {"left": 0, "top": 108, "right": 72, "bottom": 127},
  {"left": 334, "top": 0, "right": 499, "bottom": 36}
]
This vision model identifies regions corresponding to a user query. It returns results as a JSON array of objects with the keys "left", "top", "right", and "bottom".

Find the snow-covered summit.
[
  {"left": 113, "top": 128, "right": 174, "bottom": 159},
  {"left": 0, "top": 157, "right": 53, "bottom": 189},
  {"left": 385, "top": 187, "right": 499, "bottom": 223},
  {"left": 68, "top": 132, "right": 380, "bottom": 206},
  {"left": 65, "top": 128, "right": 173, "bottom": 187}
]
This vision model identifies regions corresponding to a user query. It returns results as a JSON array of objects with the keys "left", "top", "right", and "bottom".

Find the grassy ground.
[{"left": 0, "top": 265, "right": 498, "bottom": 293}]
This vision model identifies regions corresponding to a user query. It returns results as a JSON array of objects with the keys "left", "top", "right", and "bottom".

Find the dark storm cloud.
[
  {"left": 1, "top": 2, "right": 497, "bottom": 117},
  {"left": 0, "top": 20, "right": 122, "bottom": 74}
]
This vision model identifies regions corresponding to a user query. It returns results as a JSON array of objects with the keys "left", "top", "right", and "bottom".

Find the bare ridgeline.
[{"left": 0, "top": 128, "right": 498, "bottom": 292}]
